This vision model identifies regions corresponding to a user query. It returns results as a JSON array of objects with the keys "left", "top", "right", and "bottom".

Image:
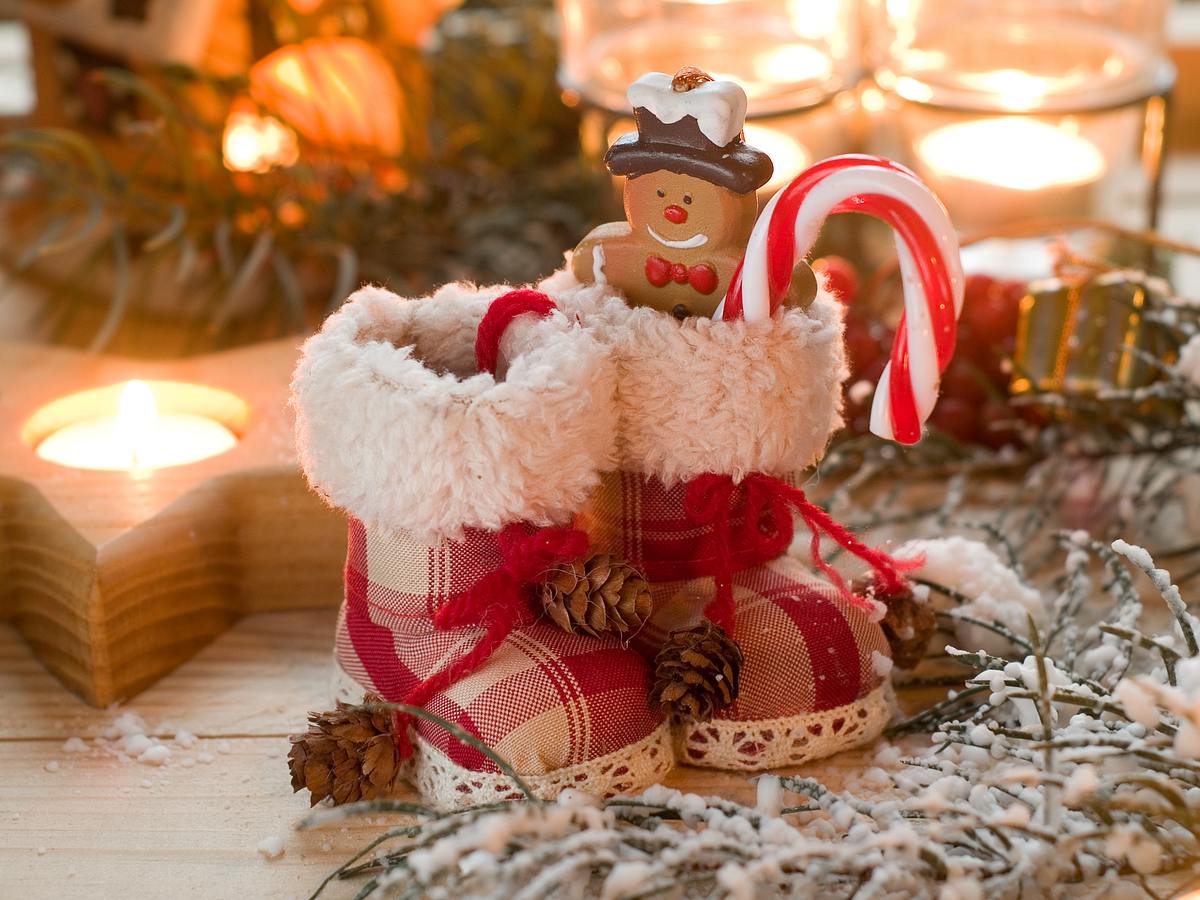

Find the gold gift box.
[{"left": 1011, "top": 270, "right": 1173, "bottom": 396}]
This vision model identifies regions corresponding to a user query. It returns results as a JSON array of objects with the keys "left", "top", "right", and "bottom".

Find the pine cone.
[
  {"left": 854, "top": 575, "right": 936, "bottom": 670},
  {"left": 541, "top": 553, "right": 652, "bottom": 638},
  {"left": 649, "top": 621, "right": 742, "bottom": 721},
  {"left": 287, "top": 693, "right": 403, "bottom": 806}
]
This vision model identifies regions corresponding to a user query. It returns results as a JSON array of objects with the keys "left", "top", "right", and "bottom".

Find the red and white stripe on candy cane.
[{"left": 718, "top": 155, "right": 964, "bottom": 445}]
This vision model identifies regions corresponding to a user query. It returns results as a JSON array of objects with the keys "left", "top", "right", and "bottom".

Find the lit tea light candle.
[
  {"left": 918, "top": 117, "right": 1105, "bottom": 191},
  {"left": 914, "top": 116, "right": 1106, "bottom": 228},
  {"left": 32, "top": 380, "right": 241, "bottom": 473}
]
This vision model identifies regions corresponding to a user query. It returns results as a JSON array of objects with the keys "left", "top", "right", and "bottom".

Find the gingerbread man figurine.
[{"left": 573, "top": 67, "right": 815, "bottom": 319}]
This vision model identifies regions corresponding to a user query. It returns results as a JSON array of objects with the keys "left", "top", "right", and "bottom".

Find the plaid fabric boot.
[
  {"left": 543, "top": 269, "right": 909, "bottom": 771},
  {"left": 292, "top": 284, "right": 673, "bottom": 808}
]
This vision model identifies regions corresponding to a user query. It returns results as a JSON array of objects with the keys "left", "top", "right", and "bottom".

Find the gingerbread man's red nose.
[{"left": 663, "top": 205, "right": 688, "bottom": 224}]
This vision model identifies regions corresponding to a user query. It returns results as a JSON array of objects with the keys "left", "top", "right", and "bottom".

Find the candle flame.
[{"left": 118, "top": 380, "right": 157, "bottom": 472}]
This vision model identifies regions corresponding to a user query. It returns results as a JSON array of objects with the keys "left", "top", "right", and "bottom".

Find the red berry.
[
  {"left": 963, "top": 273, "right": 996, "bottom": 304},
  {"left": 844, "top": 317, "right": 888, "bottom": 374},
  {"left": 940, "top": 358, "right": 988, "bottom": 404},
  {"left": 813, "top": 256, "right": 859, "bottom": 305},
  {"left": 954, "top": 318, "right": 977, "bottom": 350},
  {"left": 952, "top": 342, "right": 1007, "bottom": 390},
  {"left": 929, "top": 396, "right": 980, "bottom": 444},
  {"left": 999, "top": 279, "right": 1027, "bottom": 305},
  {"left": 963, "top": 277, "right": 1024, "bottom": 346}
]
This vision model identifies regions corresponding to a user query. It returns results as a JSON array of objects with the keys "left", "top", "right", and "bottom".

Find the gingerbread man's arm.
[
  {"left": 707, "top": 254, "right": 817, "bottom": 314},
  {"left": 571, "top": 221, "right": 633, "bottom": 285}
]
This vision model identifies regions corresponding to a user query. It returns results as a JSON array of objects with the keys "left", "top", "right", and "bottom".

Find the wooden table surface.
[{"left": 0, "top": 607, "right": 911, "bottom": 900}]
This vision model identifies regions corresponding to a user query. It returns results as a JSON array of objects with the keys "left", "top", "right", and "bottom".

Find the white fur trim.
[
  {"left": 292, "top": 283, "right": 618, "bottom": 543},
  {"left": 541, "top": 267, "right": 847, "bottom": 483},
  {"left": 628, "top": 72, "right": 748, "bottom": 147}
]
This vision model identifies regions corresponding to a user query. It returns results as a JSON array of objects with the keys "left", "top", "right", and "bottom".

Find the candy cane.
[{"left": 719, "top": 155, "right": 964, "bottom": 446}]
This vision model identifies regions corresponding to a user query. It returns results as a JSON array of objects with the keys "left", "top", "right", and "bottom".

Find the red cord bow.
[
  {"left": 393, "top": 522, "right": 588, "bottom": 758},
  {"left": 683, "top": 472, "right": 919, "bottom": 630}
]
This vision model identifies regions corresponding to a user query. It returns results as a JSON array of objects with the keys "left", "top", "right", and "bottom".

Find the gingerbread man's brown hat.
[{"left": 605, "top": 67, "right": 773, "bottom": 195}]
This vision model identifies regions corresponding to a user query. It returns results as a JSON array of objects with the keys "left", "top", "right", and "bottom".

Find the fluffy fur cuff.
[
  {"left": 540, "top": 268, "right": 847, "bottom": 483},
  {"left": 291, "top": 283, "right": 617, "bottom": 544}
]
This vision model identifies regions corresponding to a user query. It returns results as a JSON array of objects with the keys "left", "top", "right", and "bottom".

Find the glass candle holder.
[
  {"left": 560, "top": 0, "right": 862, "bottom": 197},
  {"left": 863, "top": 0, "right": 1174, "bottom": 232}
]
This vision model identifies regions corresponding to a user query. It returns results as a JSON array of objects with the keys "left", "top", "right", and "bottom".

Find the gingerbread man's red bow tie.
[{"left": 645, "top": 255, "right": 718, "bottom": 295}]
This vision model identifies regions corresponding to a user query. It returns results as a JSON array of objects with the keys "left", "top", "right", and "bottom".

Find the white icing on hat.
[{"left": 627, "top": 72, "right": 748, "bottom": 148}]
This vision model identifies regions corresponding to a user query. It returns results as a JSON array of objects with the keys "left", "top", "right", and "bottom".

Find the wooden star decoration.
[{"left": 0, "top": 339, "right": 345, "bottom": 706}]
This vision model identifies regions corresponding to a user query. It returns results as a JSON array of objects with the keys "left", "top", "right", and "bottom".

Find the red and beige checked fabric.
[
  {"left": 585, "top": 469, "right": 774, "bottom": 583},
  {"left": 640, "top": 557, "right": 889, "bottom": 719},
  {"left": 583, "top": 471, "right": 893, "bottom": 770},
  {"left": 585, "top": 469, "right": 815, "bottom": 580},
  {"left": 336, "top": 518, "right": 664, "bottom": 777},
  {"left": 664, "top": 556, "right": 892, "bottom": 770}
]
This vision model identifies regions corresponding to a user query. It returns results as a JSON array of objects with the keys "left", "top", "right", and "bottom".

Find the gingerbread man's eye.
[
  {"left": 656, "top": 189, "right": 665, "bottom": 198},
  {"left": 683, "top": 194, "right": 693, "bottom": 205}
]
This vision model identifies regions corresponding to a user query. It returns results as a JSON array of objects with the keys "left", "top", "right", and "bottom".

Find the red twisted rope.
[
  {"left": 474, "top": 288, "right": 558, "bottom": 375},
  {"left": 683, "top": 472, "right": 920, "bottom": 629}
]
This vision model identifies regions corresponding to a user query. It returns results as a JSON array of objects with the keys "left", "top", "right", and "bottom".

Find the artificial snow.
[
  {"left": 1114, "top": 679, "right": 1160, "bottom": 729},
  {"left": 256, "top": 835, "right": 286, "bottom": 860},
  {"left": 1176, "top": 333, "right": 1200, "bottom": 387},
  {"left": 871, "top": 650, "right": 894, "bottom": 678},
  {"left": 602, "top": 862, "right": 655, "bottom": 899},
  {"left": 1175, "top": 721, "right": 1200, "bottom": 759},
  {"left": 715, "top": 862, "right": 754, "bottom": 900},
  {"left": 967, "top": 724, "right": 993, "bottom": 747},
  {"left": 939, "top": 878, "right": 984, "bottom": 900},
  {"left": 1063, "top": 765, "right": 1098, "bottom": 805},
  {"left": 53, "top": 707, "right": 218, "bottom": 774},
  {"left": 899, "top": 536, "right": 1044, "bottom": 654},
  {"left": 755, "top": 775, "right": 783, "bottom": 817},
  {"left": 104, "top": 710, "right": 150, "bottom": 740},
  {"left": 138, "top": 745, "right": 171, "bottom": 766},
  {"left": 121, "top": 734, "right": 154, "bottom": 758}
]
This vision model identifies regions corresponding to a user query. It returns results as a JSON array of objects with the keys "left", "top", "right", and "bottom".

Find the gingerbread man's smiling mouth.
[{"left": 646, "top": 226, "right": 709, "bottom": 250}]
